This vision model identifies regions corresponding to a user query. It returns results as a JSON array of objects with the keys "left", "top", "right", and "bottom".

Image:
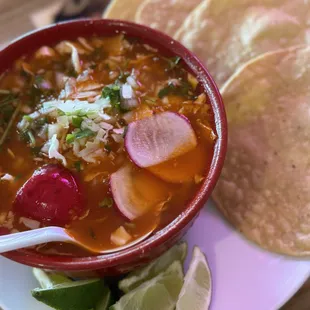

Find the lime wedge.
[
  {"left": 111, "top": 260, "right": 184, "bottom": 310},
  {"left": 176, "top": 246, "right": 212, "bottom": 310},
  {"left": 119, "top": 242, "right": 187, "bottom": 293},
  {"left": 95, "top": 286, "right": 112, "bottom": 310},
  {"left": 31, "top": 279, "right": 105, "bottom": 310},
  {"left": 33, "top": 268, "right": 71, "bottom": 289}
]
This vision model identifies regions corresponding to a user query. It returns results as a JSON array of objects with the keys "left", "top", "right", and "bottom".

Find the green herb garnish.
[
  {"left": 28, "top": 85, "right": 43, "bottom": 106},
  {"left": 66, "top": 129, "right": 95, "bottom": 144},
  {"left": 158, "top": 84, "right": 175, "bottom": 98},
  {"left": 66, "top": 134, "right": 75, "bottom": 144},
  {"left": 74, "top": 129, "right": 96, "bottom": 140},
  {"left": 158, "top": 81, "right": 192, "bottom": 99},
  {"left": 101, "top": 84, "right": 121, "bottom": 110},
  {"left": 31, "top": 146, "right": 42, "bottom": 156},
  {"left": 99, "top": 197, "right": 114, "bottom": 208},
  {"left": 104, "top": 144, "right": 112, "bottom": 152},
  {"left": 67, "top": 67, "right": 78, "bottom": 78},
  {"left": 33, "top": 117, "right": 48, "bottom": 128},
  {"left": 123, "top": 125, "right": 128, "bottom": 138},
  {"left": 144, "top": 97, "right": 157, "bottom": 105},
  {"left": 166, "top": 56, "right": 181, "bottom": 70},
  {"left": 0, "top": 92, "right": 18, "bottom": 108},
  {"left": 74, "top": 161, "right": 82, "bottom": 172},
  {"left": 14, "top": 174, "right": 22, "bottom": 182},
  {"left": 0, "top": 102, "right": 22, "bottom": 147},
  {"left": 72, "top": 116, "right": 83, "bottom": 128},
  {"left": 23, "top": 115, "right": 33, "bottom": 122},
  {"left": 27, "top": 131, "right": 36, "bottom": 147},
  {"left": 34, "top": 75, "right": 43, "bottom": 85}
]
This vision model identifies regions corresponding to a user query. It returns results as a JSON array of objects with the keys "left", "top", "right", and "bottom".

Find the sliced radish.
[
  {"left": 110, "top": 164, "right": 168, "bottom": 220},
  {"left": 13, "top": 164, "right": 85, "bottom": 226},
  {"left": 125, "top": 112, "right": 197, "bottom": 168}
]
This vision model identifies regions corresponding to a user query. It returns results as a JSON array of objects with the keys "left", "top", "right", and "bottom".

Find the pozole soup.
[{"left": 0, "top": 35, "right": 216, "bottom": 255}]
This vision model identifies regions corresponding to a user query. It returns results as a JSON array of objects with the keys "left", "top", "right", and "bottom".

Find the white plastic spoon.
[{"left": 0, "top": 226, "right": 154, "bottom": 254}]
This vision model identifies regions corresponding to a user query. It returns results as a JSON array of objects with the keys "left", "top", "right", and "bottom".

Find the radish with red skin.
[
  {"left": 13, "top": 164, "right": 84, "bottom": 226},
  {"left": 125, "top": 112, "right": 197, "bottom": 168},
  {"left": 110, "top": 164, "right": 168, "bottom": 220}
]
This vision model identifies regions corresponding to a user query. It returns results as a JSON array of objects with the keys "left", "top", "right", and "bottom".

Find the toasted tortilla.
[
  {"left": 175, "top": 0, "right": 310, "bottom": 87},
  {"left": 103, "top": 0, "right": 144, "bottom": 21},
  {"left": 213, "top": 46, "right": 310, "bottom": 256},
  {"left": 135, "top": 0, "right": 202, "bottom": 36}
]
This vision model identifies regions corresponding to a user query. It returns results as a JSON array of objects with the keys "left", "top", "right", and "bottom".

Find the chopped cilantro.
[
  {"left": 0, "top": 92, "right": 18, "bottom": 108},
  {"left": 99, "top": 197, "right": 114, "bottom": 208},
  {"left": 123, "top": 125, "right": 128, "bottom": 138},
  {"left": 34, "top": 75, "right": 43, "bottom": 85},
  {"left": 66, "top": 134, "right": 75, "bottom": 144},
  {"left": 67, "top": 67, "right": 78, "bottom": 78},
  {"left": 158, "top": 81, "right": 192, "bottom": 99},
  {"left": 33, "top": 117, "right": 48, "bottom": 129},
  {"left": 23, "top": 115, "right": 33, "bottom": 122},
  {"left": 14, "top": 174, "right": 22, "bottom": 182},
  {"left": 66, "top": 129, "right": 95, "bottom": 144},
  {"left": 27, "top": 131, "right": 36, "bottom": 147},
  {"left": 28, "top": 85, "right": 43, "bottom": 106},
  {"left": 101, "top": 84, "right": 121, "bottom": 110},
  {"left": 74, "top": 129, "right": 96, "bottom": 140},
  {"left": 93, "top": 47, "right": 103, "bottom": 60},
  {"left": 166, "top": 56, "right": 181, "bottom": 70},
  {"left": 31, "top": 146, "right": 42, "bottom": 156},
  {"left": 104, "top": 144, "right": 112, "bottom": 152},
  {"left": 57, "top": 109, "right": 65, "bottom": 116},
  {"left": 144, "top": 97, "right": 157, "bottom": 105},
  {"left": 72, "top": 116, "right": 83, "bottom": 128},
  {"left": 74, "top": 161, "right": 82, "bottom": 172},
  {"left": 158, "top": 84, "right": 175, "bottom": 98},
  {"left": 20, "top": 130, "right": 36, "bottom": 146}
]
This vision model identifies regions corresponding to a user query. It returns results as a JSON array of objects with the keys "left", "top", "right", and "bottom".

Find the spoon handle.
[{"left": 0, "top": 227, "right": 71, "bottom": 253}]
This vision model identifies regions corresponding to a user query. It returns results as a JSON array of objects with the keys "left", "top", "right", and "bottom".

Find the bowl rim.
[{"left": 1, "top": 18, "right": 227, "bottom": 271}]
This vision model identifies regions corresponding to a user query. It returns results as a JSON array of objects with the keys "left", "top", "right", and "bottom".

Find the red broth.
[{"left": 0, "top": 35, "right": 215, "bottom": 255}]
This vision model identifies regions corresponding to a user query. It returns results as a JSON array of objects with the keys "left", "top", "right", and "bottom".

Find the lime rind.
[
  {"left": 31, "top": 278, "right": 105, "bottom": 310},
  {"left": 176, "top": 246, "right": 212, "bottom": 310},
  {"left": 119, "top": 242, "right": 187, "bottom": 293},
  {"left": 95, "top": 286, "right": 112, "bottom": 310},
  {"left": 111, "top": 260, "right": 184, "bottom": 310}
]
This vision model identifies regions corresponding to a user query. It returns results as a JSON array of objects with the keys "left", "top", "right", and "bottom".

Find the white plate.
[{"left": 1, "top": 201, "right": 310, "bottom": 310}]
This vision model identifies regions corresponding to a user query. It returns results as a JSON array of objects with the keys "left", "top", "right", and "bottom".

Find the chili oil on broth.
[{"left": 0, "top": 34, "right": 216, "bottom": 256}]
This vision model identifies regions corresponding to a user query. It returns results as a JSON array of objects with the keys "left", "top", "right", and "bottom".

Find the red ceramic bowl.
[{"left": 1, "top": 19, "right": 227, "bottom": 276}]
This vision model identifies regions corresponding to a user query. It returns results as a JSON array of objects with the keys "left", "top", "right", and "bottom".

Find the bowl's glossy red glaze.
[{"left": 1, "top": 19, "right": 227, "bottom": 276}]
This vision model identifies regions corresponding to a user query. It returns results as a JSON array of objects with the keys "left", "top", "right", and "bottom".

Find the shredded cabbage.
[
  {"left": 48, "top": 134, "right": 67, "bottom": 166},
  {"left": 65, "top": 42, "right": 81, "bottom": 74},
  {"left": 43, "top": 98, "right": 110, "bottom": 118}
]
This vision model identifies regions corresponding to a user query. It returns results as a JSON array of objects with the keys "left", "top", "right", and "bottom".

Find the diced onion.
[
  {"left": 110, "top": 226, "right": 132, "bottom": 246},
  {"left": 0, "top": 174, "right": 14, "bottom": 182},
  {"left": 121, "top": 83, "right": 133, "bottom": 99},
  {"left": 113, "top": 128, "right": 125, "bottom": 135},
  {"left": 48, "top": 124, "right": 63, "bottom": 140},
  {"left": 126, "top": 76, "right": 138, "bottom": 89},
  {"left": 81, "top": 119, "right": 101, "bottom": 132},
  {"left": 19, "top": 217, "right": 40, "bottom": 230}
]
